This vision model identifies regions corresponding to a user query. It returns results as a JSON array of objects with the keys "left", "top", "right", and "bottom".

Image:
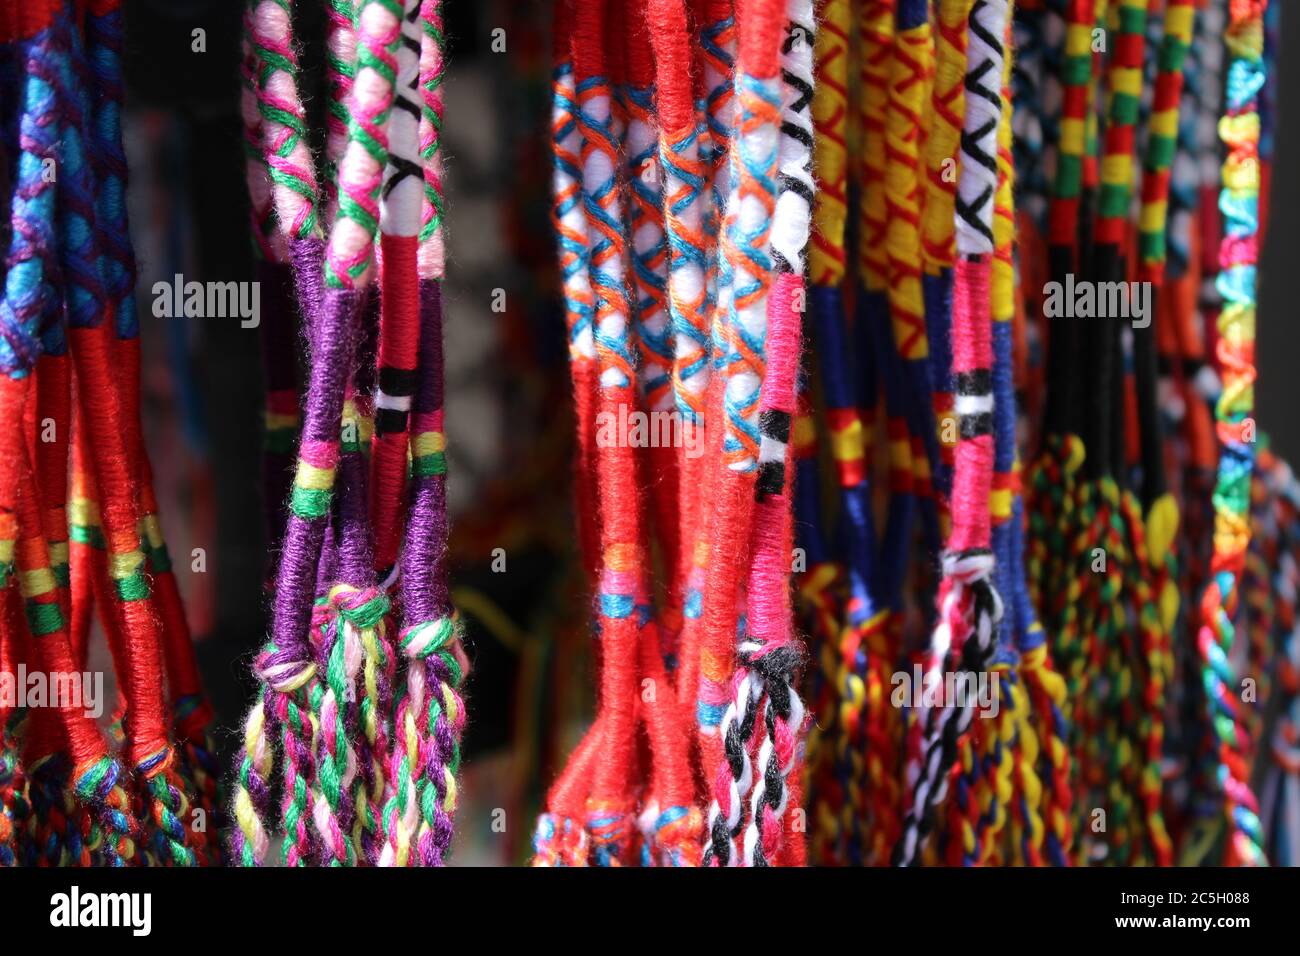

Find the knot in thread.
[
  {"left": 255, "top": 640, "right": 317, "bottom": 694},
  {"left": 327, "top": 583, "right": 391, "bottom": 629},
  {"left": 942, "top": 548, "right": 996, "bottom": 586},
  {"left": 399, "top": 616, "right": 459, "bottom": 666}
]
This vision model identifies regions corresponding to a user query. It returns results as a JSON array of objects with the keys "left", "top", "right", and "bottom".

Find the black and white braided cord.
[
  {"left": 895, "top": 553, "right": 1003, "bottom": 865},
  {"left": 703, "top": 670, "right": 763, "bottom": 866},
  {"left": 895, "top": 0, "right": 1009, "bottom": 867}
]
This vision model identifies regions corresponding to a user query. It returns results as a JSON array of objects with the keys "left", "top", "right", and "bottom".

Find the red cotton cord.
[
  {"left": 68, "top": 417, "right": 99, "bottom": 670},
  {"left": 625, "top": 0, "right": 684, "bottom": 659},
  {"left": 646, "top": 0, "right": 709, "bottom": 753},
  {"left": 650, "top": 0, "right": 697, "bottom": 134},
  {"left": 573, "top": 0, "right": 643, "bottom": 862},
  {"left": 737, "top": 0, "right": 784, "bottom": 78},
  {"left": 33, "top": 352, "right": 72, "bottom": 626},
  {"left": 71, "top": 411, "right": 130, "bottom": 714},
  {"left": 14, "top": 450, "right": 116, "bottom": 778},
  {"left": 696, "top": 0, "right": 784, "bottom": 839},
  {"left": 68, "top": 322, "right": 170, "bottom": 770},
  {"left": 553, "top": 0, "right": 603, "bottom": 591},
  {"left": 7, "top": 590, "right": 64, "bottom": 769},
  {"left": 622, "top": 0, "right": 696, "bottom": 833},
  {"left": 371, "top": 232, "right": 421, "bottom": 573}
]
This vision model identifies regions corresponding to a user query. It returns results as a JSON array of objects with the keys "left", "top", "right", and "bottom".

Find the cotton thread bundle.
[
  {"left": 29, "top": 18, "right": 75, "bottom": 701},
  {"left": 1010, "top": 0, "right": 1053, "bottom": 434},
  {"left": 913, "top": 1, "right": 977, "bottom": 862},
  {"left": 1080, "top": 0, "right": 1105, "bottom": 196},
  {"left": 311, "top": 365, "right": 386, "bottom": 865},
  {"left": 310, "top": 403, "right": 379, "bottom": 868},
  {"left": 307, "top": 0, "right": 399, "bottom": 866},
  {"left": 952, "top": 10, "right": 1017, "bottom": 865},
  {"left": 378, "top": 0, "right": 425, "bottom": 868},
  {"left": 254, "top": 0, "right": 320, "bottom": 245},
  {"left": 370, "top": 0, "right": 423, "bottom": 578},
  {"left": 1040, "top": 0, "right": 1093, "bottom": 438},
  {"left": 623, "top": 2, "right": 684, "bottom": 679},
  {"left": 54, "top": 6, "right": 197, "bottom": 865},
  {"left": 325, "top": 0, "right": 360, "bottom": 222},
  {"left": 1167, "top": 10, "right": 1221, "bottom": 826},
  {"left": 1238, "top": 461, "right": 1277, "bottom": 768},
  {"left": 387, "top": 0, "right": 467, "bottom": 869},
  {"left": 895, "top": 0, "right": 1009, "bottom": 868},
  {"left": 863, "top": 1, "right": 926, "bottom": 658},
  {"left": 0, "top": 4, "right": 138, "bottom": 866},
  {"left": 739, "top": 272, "right": 806, "bottom": 866},
  {"left": 728, "top": 0, "right": 814, "bottom": 868},
  {"left": 571, "top": 0, "right": 644, "bottom": 864},
  {"left": 415, "top": 0, "right": 446, "bottom": 279},
  {"left": 808, "top": 0, "right": 847, "bottom": 293},
  {"left": 1197, "top": 0, "right": 1268, "bottom": 868},
  {"left": 315, "top": 15, "right": 398, "bottom": 864},
  {"left": 579, "top": 0, "right": 703, "bottom": 869},
  {"left": 700, "top": 0, "right": 784, "bottom": 868},
  {"left": 799, "top": 0, "right": 855, "bottom": 861},
  {"left": 0, "top": 3, "right": 59, "bottom": 378},
  {"left": 1011, "top": 1, "right": 1049, "bottom": 230},
  {"left": 252, "top": 0, "right": 329, "bottom": 363},
  {"left": 646, "top": 1, "right": 712, "bottom": 770},
  {"left": 13, "top": 456, "right": 138, "bottom": 866},
  {"left": 1163, "top": 3, "right": 1218, "bottom": 528},
  {"left": 16, "top": 462, "right": 97, "bottom": 868},
  {"left": 30, "top": 204, "right": 74, "bottom": 820},
  {"left": 620, "top": 0, "right": 711, "bottom": 868},
  {"left": 233, "top": 0, "right": 405, "bottom": 866},
  {"left": 857, "top": 0, "right": 895, "bottom": 300}
]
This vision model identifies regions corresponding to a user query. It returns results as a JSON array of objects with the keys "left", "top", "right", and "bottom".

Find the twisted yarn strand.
[{"left": 1198, "top": 0, "right": 1268, "bottom": 867}]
